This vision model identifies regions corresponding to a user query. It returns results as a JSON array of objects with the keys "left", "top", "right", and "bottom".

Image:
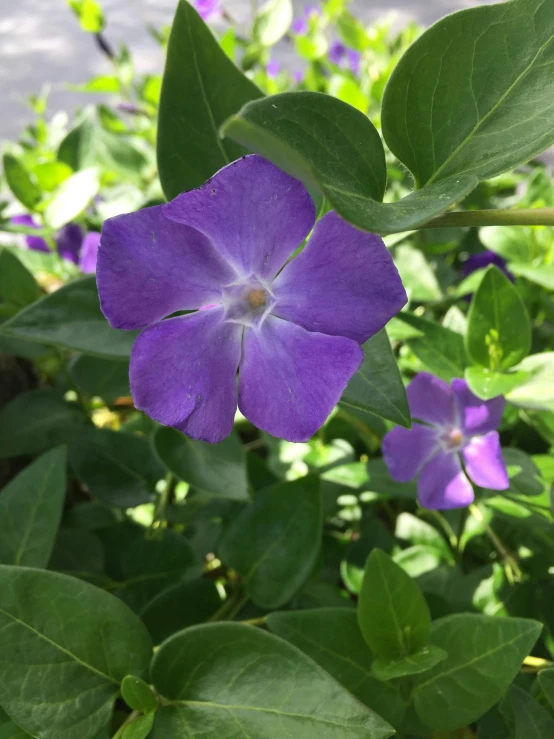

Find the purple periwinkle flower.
[
  {"left": 291, "top": 4, "right": 321, "bottom": 35},
  {"left": 329, "top": 41, "right": 361, "bottom": 74},
  {"left": 10, "top": 215, "right": 99, "bottom": 273},
  {"left": 194, "top": 0, "right": 220, "bottom": 22},
  {"left": 461, "top": 250, "right": 513, "bottom": 281},
  {"left": 383, "top": 373, "right": 509, "bottom": 510},
  {"left": 266, "top": 59, "right": 281, "bottom": 79},
  {"left": 97, "top": 155, "right": 406, "bottom": 443}
]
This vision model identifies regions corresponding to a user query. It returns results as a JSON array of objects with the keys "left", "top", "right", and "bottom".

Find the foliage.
[{"left": 0, "top": 0, "right": 553, "bottom": 737}]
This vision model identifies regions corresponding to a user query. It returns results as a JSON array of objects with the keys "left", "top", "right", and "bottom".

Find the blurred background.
[{"left": 1, "top": 0, "right": 497, "bottom": 140}]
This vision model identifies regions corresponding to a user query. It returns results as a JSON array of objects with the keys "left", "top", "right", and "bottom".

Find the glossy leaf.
[
  {"left": 154, "top": 427, "right": 248, "bottom": 501},
  {"left": 157, "top": 0, "right": 262, "bottom": 199},
  {"left": 121, "top": 676, "right": 157, "bottom": 714},
  {"left": 69, "top": 355, "right": 130, "bottom": 403},
  {"left": 358, "top": 549, "right": 431, "bottom": 659},
  {"left": 382, "top": 0, "right": 554, "bottom": 186},
  {"left": 340, "top": 329, "right": 410, "bottom": 428},
  {"left": 0, "top": 566, "right": 152, "bottom": 739},
  {"left": 372, "top": 645, "right": 447, "bottom": 681},
  {"left": 150, "top": 623, "right": 394, "bottom": 738},
  {"left": 222, "top": 91, "right": 478, "bottom": 233},
  {"left": 396, "top": 312, "right": 468, "bottom": 381},
  {"left": 253, "top": 0, "right": 293, "bottom": 46},
  {"left": 412, "top": 613, "right": 542, "bottom": 730},
  {"left": 2, "top": 154, "right": 41, "bottom": 210},
  {"left": 218, "top": 476, "right": 322, "bottom": 609},
  {"left": 267, "top": 608, "right": 406, "bottom": 727},
  {"left": 507, "top": 353, "right": 554, "bottom": 413},
  {"left": 467, "top": 266, "right": 532, "bottom": 371},
  {"left": 122, "top": 714, "right": 154, "bottom": 739},
  {"left": 68, "top": 427, "right": 164, "bottom": 508},
  {"left": 538, "top": 669, "right": 554, "bottom": 712},
  {"left": 44, "top": 168, "right": 99, "bottom": 229},
  {"left": 0, "top": 250, "right": 41, "bottom": 309},
  {"left": 507, "top": 685, "right": 554, "bottom": 739},
  {"left": 2, "top": 276, "right": 138, "bottom": 358},
  {"left": 465, "top": 366, "right": 530, "bottom": 401},
  {"left": 510, "top": 263, "right": 554, "bottom": 291},
  {"left": 0, "top": 390, "right": 84, "bottom": 459},
  {"left": 0, "top": 447, "right": 66, "bottom": 567}
]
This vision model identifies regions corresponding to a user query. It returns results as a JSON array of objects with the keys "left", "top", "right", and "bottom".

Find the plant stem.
[
  {"left": 208, "top": 591, "right": 248, "bottom": 622},
  {"left": 111, "top": 711, "right": 139, "bottom": 739},
  {"left": 469, "top": 504, "right": 523, "bottom": 584},
  {"left": 241, "top": 616, "right": 267, "bottom": 627},
  {"left": 414, "top": 207, "right": 554, "bottom": 231}
]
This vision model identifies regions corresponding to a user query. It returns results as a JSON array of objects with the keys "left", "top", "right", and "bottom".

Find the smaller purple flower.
[
  {"left": 10, "top": 214, "right": 49, "bottom": 253},
  {"left": 193, "top": 0, "right": 220, "bottom": 22},
  {"left": 293, "top": 69, "right": 305, "bottom": 84},
  {"left": 266, "top": 59, "right": 281, "bottom": 79},
  {"left": 56, "top": 223, "right": 84, "bottom": 265},
  {"left": 461, "top": 250, "right": 513, "bottom": 281},
  {"left": 328, "top": 41, "right": 361, "bottom": 74},
  {"left": 291, "top": 4, "right": 320, "bottom": 35},
  {"left": 383, "top": 373, "right": 509, "bottom": 510}
]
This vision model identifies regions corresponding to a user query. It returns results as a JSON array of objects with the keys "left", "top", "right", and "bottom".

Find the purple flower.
[
  {"left": 293, "top": 69, "right": 305, "bottom": 84},
  {"left": 461, "top": 250, "right": 513, "bottom": 281},
  {"left": 329, "top": 41, "right": 361, "bottom": 74},
  {"left": 383, "top": 373, "right": 509, "bottom": 510},
  {"left": 193, "top": 0, "right": 220, "bottom": 22},
  {"left": 10, "top": 215, "right": 99, "bottom": 273},
  {"left": 266, "top": 59, "right": 280, "bottom": 79},
  {"left": 97, "top": 155, "right": 406, "bottom": 443},
  {"left": 10, "top": 214, "right": 49, "bottom": 253},
  {"left": 291, "top": 4, "right": 320, "bottom": 35}
]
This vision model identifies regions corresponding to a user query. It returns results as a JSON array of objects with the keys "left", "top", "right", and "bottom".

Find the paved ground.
[{"left": 0, "top": 0, "right": 497, "bottom": 142}]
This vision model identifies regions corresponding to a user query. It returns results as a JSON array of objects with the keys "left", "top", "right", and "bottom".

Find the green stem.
[
  {"left": 414, "top": 207, "right": 554, "bottom": 231},
  {"left": 469, "top": 504, "right": 523, "bottom": 584},
  {"left": 208, "top": 591, "right": 248, "bottom": 622},
  {"left": 111, "top": 711, "right": 139, "bottom": 739}
]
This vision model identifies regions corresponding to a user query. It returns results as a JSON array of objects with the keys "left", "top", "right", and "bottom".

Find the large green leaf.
[
  {"left": 507, "top": 353, "right": 554, "bottom": 412},
  {"left": 0, "top": 447, "right": 66, "bottom": 567},
  {"left": 68, "top": 427, "right": 164, "bottom": 508},
  {"left": 371, "top": 645, "right": 447, "bottom": 681},
  {"left": 0, "top": 390, "right": 85, "bottom": 459},
  {"left": 150, "top": 623, "right": 394, "bottom": 738},
  {"left": 69, "top": 355, "right": 130, "bottom": 403},
  {"left": 465, "top": 366, "right": 530, "bottom": 401},
  {"left": 396, "top": 312, "right": 468, "bottom": 381},
  {"left": 505, "top": 685, "right": 554, "bottom": 739},
  {"left": 538, "top": 668, "right": 554, "bottom": 712},
  {"left": 2, "top": 154, "right": 41, "bottom": 210},
  {"left": 154, "top": 427, "right": 248, "bottom": 501},
  {"left": 218, "top": 476, "right": 322, "bottom": 609},
  {"left": 253, "top": 0, "right": 293, "bottom": 46},
  {"left": 467, "top": 266, "right": 531, "bottom": 371},
  {"left": 44, "top": 168, "right": 99, "bottom": 229},
  {"left": 358, "top": 550, "right": 431, "bottom": 659},
  {"left": 221, "top": 91, "right": 477, "bottom": 234},
  {"left": 1, "top": 276, "right": 137, "bottom": 358},
  {"left": 0, "top": 249, "right": 41, "bottom": 310},
  {"left": 267, "top": 608, "right": 406, "bottom": 727},
  {"left": 382, "top": 0, "right": 554, "bottom": 187},
  {"left": 412, "top": 613, "right": 542, "bottom": 730},
  {"left": 340, "top": 329, "right": 410, "bottom": 428},
  {"left": 157, "top": 0, "right": 262, "bottom": 199},
  {"left": 0, "top": 566, "right": 152, "bottom": 739}
]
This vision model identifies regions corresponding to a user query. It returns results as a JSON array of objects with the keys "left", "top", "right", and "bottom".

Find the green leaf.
[
  {"left": 150, "top": 623, "right": 394, "bottom": 738},
  {"left": 538, "top": 669, "right": 554, "bottom": 712},
  {"left": 222, "top": 91, "right": 478, "bottom": 234},
  {"left": 49, "top": 527, "right": 105, "bottom": 582},
  {"left": 267, "top": 608, "right": 406, "bottom": 728},
  {"left": 69, "top": 355, "right": 130, "bottom": 403},
  {"left": 2, "top": 276, "right": 138, "bottom": 358},
  {"left": 372, "top": 645, "right": 447, "bottom": 681},
  {"left": 0, "top": 390, "right": 84, "bottom": 459},
  {"left": 394, "top": 244, "right": 442, "bottom": 302},
  {"left": 340, "top": 329, "right": 411, "bottom": 428},
  {"left": 157, "top": 0, "right": 262, "bottom": 200},
  {"left": 412, "top": 613, "right": 542, "bottom": 730},
  {"left": 44, "top": 168, "right": 99, "bottom": 229},
  {"left": 0, "top": 720, "right": 33, "bottom": 739},
  {"left": 0, "top": 566, "right": 152, "bottom": 739},
  {"left": 507, "top": 353, "right": 554, "bottom": 413},
  {"left": 337, "top": 10, "right": 369, "bottom": 51},
  {"left": 121, "top": 675, "right": 157, "bottom": 714},
  {"left": 154, "top": 427, "right": 248, "bottom": 501},
  {"left": 506, "top": 685, "right": 554, "bottom": 739},
  {"left": 395, "top": 513, "right": 451, "bottom": 561},
  {"left": 382, "top": 0, "right": 554, "bottom": 187},
  {"left": 68, "top": 0, "right": 105, "bottom": 33},
  {"left": 33, "top": 161, "right": 73, "bottom": 191},
  {"left": 480, "top": 226, "right": 534, "bottom": 264},
  {"left": 510, "top": 263, "right": 554, "bottom": 290},
  {"left": 122, "top": 714, "right": 154, "bottom": 739},
  {"left": 68, "top": 427, "right": 164, "bottom": 508},
  {"left": 396, "top": 312, "right": 468, "bottom": 381},
  {"left": 0, "top": 250, "right": 41, "bottom": 309},
  {"left": 253, "top": 0, "right": 293, "bottom": 46},
  {"left": 2, "top": 154, "right": 41, "bottom": 210},
  {"left": 357, "top": 549, "right": 431, "bottom": 659},
  {"left": 218, "top": 476, "right": 322, "bottom": 609},
  {"left": 140, "top": 579, "right": 221, "bottom": 645},
  {"left": 465, "top": 366, "right": 530, "bottom": 400},
  {"left": 0, "top": 447, "right": 66, "bottom": 567},
  {"left": 467, "top": 266, "right": 532, "bottom": 371}
]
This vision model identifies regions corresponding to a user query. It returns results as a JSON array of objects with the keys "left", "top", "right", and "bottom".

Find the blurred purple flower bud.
[
  {"left": 266, "top": 59, "right": 281, "bottom": 79},
  {"left": 194, "top": 0, "right": 220, "bottom": 22},
  {"left": 11, "top": 214, "right": 50, "bottom": 253}
]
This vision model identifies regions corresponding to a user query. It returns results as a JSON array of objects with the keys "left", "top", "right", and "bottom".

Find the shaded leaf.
[{"left": 372, "top": 645, "right": 447, "bottom": 681}]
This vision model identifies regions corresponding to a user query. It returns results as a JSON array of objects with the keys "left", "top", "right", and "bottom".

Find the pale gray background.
[{"left": 0, "top": 0, "right": 498, "bottom": 141}]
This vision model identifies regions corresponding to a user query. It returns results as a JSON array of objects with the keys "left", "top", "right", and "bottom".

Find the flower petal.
[
  {"left": 272, "top": 211, "right": 407, "bottom": 343},
  {"left": 418, "top": 450, "right": 474, "bottom": 510},
  {"left": 462, "top": 431, "right": 509, "bottom": 490},
  {"left": 79, "top": 232, "right": 100, "bottom": 274},
  {"left": 163, "top": 155, "right": 316, "bottom": 280},
  {"left": 406, "top": 373, "right": 456, "bottom": 427},
  {"left": 130, "top": 308, "right": 242, "bottom": 443},
  {"left": 382, "top": 423, "right": 439, "bottom": 483},
  {"left": 11, "top": 214, "right": 49, "bottom": 253},
  {"left": 97, "top": 205, "right": 235, "bottom": 329},
  {"left": 452, "top": 378, "right": 505, "bottom": 435},
  {"left": 238, "top": 316, "right": 362, "bottom": 442},
  {"left": 57, "top": 223, "right": 83, "bottom": 264}
]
